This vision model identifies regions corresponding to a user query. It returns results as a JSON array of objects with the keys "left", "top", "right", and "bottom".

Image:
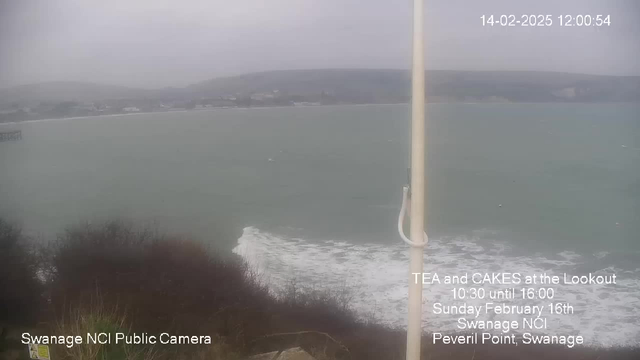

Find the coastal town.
[
  {"left": 0, "top": 89, "right": 334, "bottom": 123},
  {"left": 1, "top": 68, "right": 638, "bottom": 124}
]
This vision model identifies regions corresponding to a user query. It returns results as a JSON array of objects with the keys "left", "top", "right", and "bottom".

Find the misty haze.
[{"left": 1, "top": 1, "right": 639, "bottom": 360}]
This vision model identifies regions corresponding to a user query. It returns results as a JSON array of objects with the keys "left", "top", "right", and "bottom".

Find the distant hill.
[
  {"left": 186, "top": 69, "right": 640, "bottom": 103},
  {"left": 2, "top": 70, "right": 639, "bottom": 108},
  {"left": 0, "top": 82, "right": 152, "bottom": 107}
]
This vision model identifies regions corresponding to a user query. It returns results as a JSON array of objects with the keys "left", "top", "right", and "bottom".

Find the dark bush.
[
  {"left": 46, "top": 221, "right": 274, "bottom": 348},
  {"left": 0, "top": 218, "right": 42, "bottom": 350}
]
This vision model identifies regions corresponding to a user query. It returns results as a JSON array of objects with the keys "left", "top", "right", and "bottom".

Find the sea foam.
[{"left": 233, "top": 226, "right": 640, "bottom": 347}]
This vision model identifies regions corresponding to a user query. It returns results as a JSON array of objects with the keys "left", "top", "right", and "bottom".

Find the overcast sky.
[{"left": 1, "top": 0, "right": 639, "bottom": 89}]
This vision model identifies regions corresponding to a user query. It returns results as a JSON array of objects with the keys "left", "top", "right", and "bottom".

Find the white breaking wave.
[{"left": 232, "top": 226, "right": 640, "bottom": 347}]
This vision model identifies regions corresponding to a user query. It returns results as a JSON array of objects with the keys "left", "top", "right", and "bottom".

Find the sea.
[{"left": 1, "top": 104, "right": 638, "bottom": 347}]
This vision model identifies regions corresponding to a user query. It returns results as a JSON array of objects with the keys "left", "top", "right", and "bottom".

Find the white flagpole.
[{"left": 406, "top": 0, "right": 426, "bottom": 359}]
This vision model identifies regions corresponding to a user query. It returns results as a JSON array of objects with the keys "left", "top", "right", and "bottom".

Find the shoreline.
[
  {"left": 1, "top": 101, "right": 638, "bottom": 127},
  {"left": 0, "top": 104, "right": 392, "bottom": 126}
]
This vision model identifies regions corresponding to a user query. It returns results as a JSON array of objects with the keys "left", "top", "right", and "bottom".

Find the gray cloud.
[{"left": 1, "top": 0, "right": 638, "bottom": 89}]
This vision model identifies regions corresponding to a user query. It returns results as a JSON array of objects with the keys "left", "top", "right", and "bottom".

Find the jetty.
[{"left": 0, "top": 130, "right": 22, "bottom": 142}]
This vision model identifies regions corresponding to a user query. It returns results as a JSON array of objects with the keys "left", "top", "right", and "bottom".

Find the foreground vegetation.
[{"left": 1, "top": 218, "right": 639, "bottom": 360}]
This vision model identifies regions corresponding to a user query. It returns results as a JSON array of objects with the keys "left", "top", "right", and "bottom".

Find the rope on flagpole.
[{"left": 398, "top": 186, "right": 428, "bottom": 247}]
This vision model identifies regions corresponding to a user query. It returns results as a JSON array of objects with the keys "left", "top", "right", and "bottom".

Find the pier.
[{"left": 0, "top": 130, "right": 22, "bottom": 142}]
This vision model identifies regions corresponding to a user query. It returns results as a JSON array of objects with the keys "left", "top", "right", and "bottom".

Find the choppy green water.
[{"left": 1, "top": 104, "right": 638, "bottom": 254}]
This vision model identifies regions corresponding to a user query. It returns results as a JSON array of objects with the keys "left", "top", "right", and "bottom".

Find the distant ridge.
[
  {"left": 1, "top": 69, "right": 639, "bottom": 106},
  {"left": 185, "top": 69, "right": 640, "bottom": 103},
  {"left": 0, "top": 81, "right": 151, "bottom": 105}
]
